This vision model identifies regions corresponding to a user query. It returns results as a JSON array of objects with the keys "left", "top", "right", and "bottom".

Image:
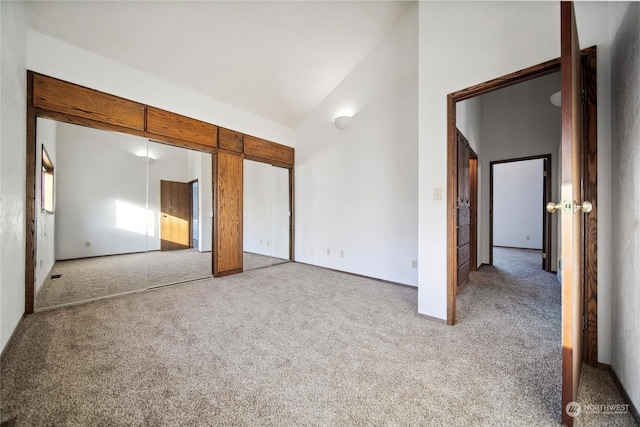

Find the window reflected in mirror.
[{"left": 41, "top": 146, "right": 55, "bottom": 214}]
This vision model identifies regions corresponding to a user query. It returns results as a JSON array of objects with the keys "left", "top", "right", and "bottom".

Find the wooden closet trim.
[
  {"left": 244, "top": 135, "right": 294, "bottom": 167},
  {"left": 147, "top": 106, "right": 218, "bottom": 148},
  {"left": 218, "top": 127, "right": 244, "bottom": 154},
  {"left": 32, "top": 73, "right": 146, "bottom": 131}
]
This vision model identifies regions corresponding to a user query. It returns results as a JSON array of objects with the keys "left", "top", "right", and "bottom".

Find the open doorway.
[
  {"left": 490, "top": 156, "right": 553, "bottom": 272},
  {"left": 447, "top": 48, "right": 598, "bottom": 368}
]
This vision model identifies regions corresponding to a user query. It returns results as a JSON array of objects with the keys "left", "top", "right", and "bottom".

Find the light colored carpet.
[
  {"left": 2, "top": 248, "right": 635, "bottom": 426},
  {"left": 35, "top": 249, "right": 213, "bottom": 310},
  {"left": 243, "top": 252, "right": 289, "bottom": 271},
  {"left": 36, "top": 251, "right": 290, "bottom": 310}
]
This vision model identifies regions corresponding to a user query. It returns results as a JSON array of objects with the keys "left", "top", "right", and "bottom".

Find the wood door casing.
[
  {"left": 160, "top": 180, "right": 191, "bottom": 251},
  {"left": 581, "top": 46, "right": 598, "bottom": 366}
]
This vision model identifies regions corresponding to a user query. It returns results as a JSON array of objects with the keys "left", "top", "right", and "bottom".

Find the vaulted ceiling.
[{"left": 26, "top": 1, "right": 412, "bottom": 128}]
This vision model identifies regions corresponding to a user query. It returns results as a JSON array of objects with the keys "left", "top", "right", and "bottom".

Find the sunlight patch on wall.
[{"left": 115, "top": 200, "right": 155, "bottom": 237}]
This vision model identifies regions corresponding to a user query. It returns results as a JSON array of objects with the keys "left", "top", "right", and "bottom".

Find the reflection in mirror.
[
  {"left": 34, "top": 119, "right": 213, "bottom": 310},
  {"left": 145, "top": 140, "right": 212, "bottom": 287},
  {"left": 243, "top": 159, "right": 290, "bottom": 270}
]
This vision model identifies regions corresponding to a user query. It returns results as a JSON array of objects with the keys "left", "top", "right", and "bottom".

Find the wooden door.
[
  {"left": 560, "top": 3, "right": 587, "bottom": 425},
  {"left": 456, "top": 129, "right": 471, "bottom": 290},
  {"left": 160, "top": 180, "right": 191, "bottom": 251}
]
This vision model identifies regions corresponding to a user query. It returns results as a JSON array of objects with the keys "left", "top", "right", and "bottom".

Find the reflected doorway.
[
  {"left": 490, "top": 156, "right": 552, "bottom": 271},
  {"left": 191, "top": 180, "right": 199, "bottom": 248}
]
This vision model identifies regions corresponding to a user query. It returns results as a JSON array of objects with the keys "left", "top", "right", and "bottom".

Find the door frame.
[
  {"left": 189, "top": 179, "right": 198, "bottom": 249},
  {"left": 489, "top": 155, "right": 553, "bottom": 271},
  {"left": 445, "top": 47, "right": 598, "bottom": 368},
  {"left": 160, "top": 180, "right": 193, "bottom": 251}
]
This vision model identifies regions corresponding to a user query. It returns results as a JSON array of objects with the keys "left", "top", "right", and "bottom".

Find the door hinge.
[
  {"left": 583, "top": 315, "right": 588, "bottom": 331},
  {"left": 542, "top": 252, "right": 547, "bottom": 259},
  {"left": 583, "top": 89, "right": 587, "bottom": 105}
]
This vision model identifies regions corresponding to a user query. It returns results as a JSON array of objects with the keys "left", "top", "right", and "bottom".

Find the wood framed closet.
[{"left": 25, "top": 71, "right": 295, "bottom": 313}]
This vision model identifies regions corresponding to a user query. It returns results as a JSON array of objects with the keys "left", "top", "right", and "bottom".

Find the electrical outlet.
[
  {"left": 526, "top": 236, "right": 530, "bottom": 240},
  {"left": 85, "top": 241, "right": 91, "bottom": 247},
  {"left": 412, "top": 260, "right": 418, "bottom": 269},
  {"left": 340, "top": 250, "right": 344, "bottom": 257},
  {"left": 326, "top": 248, "right": 331, "bottom": 255}
]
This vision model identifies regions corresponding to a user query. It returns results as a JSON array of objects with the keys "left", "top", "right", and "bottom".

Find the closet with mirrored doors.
[{"left": 26, "top": 72, "right": 294, "bottom": 312}]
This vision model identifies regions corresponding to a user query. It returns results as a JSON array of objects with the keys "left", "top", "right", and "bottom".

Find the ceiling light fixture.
[
  {"left": 138, "top": 155, "right": 155, "bottom": 164},
  {"left": 334, "top": 115, "right": 352, "bottom": 129}
]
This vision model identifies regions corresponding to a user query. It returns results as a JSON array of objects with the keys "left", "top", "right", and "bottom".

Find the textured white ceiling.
[{"left": 26, "top": 1, "right": 412, "bottom": 128}]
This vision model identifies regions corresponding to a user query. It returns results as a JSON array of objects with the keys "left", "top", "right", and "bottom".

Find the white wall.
[
  {"left": 35, "top": 118, "right": 57, "bottom": 293},
  {"left": 200, "top": 153, "right": 213, "bottom": 252},
  {"left": 56, "top": 123, "right": 153, "bottom": 259},
  {"left": 493, "top": 159, "right": 544, "bottom": 250},
  {"left": 243, "top": 160, "right": 290, "bottom": 259},
  {"left": 244, "top": 159, "right": 272, "bottom": 256},
  {"left": 0, "top": 0, "right": 27, "bottom": 352},
  {"left": 272, "top": 166, "right": 290, "bottom": 261},
  {"left": 294, "top": 3, "right": 418, "bottom": 286},
  {"left": 610, "top": 1, "right": 640, "bottom": 411}
]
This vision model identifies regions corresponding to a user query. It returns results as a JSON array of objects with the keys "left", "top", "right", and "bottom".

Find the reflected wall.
[
  {"left": 243, "top": 159, "right": 290, "bottom": 270},
  {"left": 34, "top": 119, "right": 213, "bottom": 310}
]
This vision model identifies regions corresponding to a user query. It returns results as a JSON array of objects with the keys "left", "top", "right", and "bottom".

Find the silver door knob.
[
  {"left": 575, "top": 201, "right": 593, "bottom": 213},
  {"left": 546, "top": 202, "right": 562, "bottom": 213}
]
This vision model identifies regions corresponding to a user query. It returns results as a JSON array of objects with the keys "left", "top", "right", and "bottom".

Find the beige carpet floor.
[
  {"left": 3, "top": 248, "right": 635, "bottom": 426},
  {"left": 243, "top": 252, "right": 289, "bottom": 271},
  {"left": 36, "top": 251, "right": 289, "bottom": 310}
]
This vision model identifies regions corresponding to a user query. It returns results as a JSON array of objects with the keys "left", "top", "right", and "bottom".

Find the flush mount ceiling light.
[
  {"left": 334, "top": 115, "right": 352, "bottom": 129},
  {"left": 550, "top": 91, "right": 561, "bottom": 107},
  {"left": 138, "top": 155, "right": 155, "bottom": 164}
]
